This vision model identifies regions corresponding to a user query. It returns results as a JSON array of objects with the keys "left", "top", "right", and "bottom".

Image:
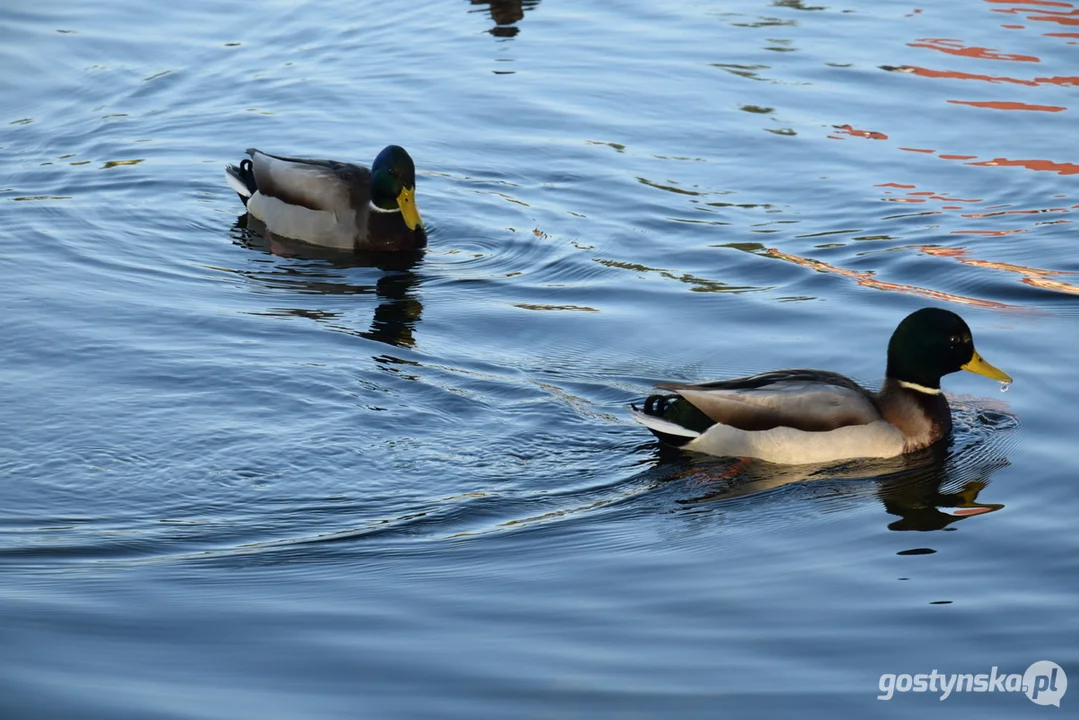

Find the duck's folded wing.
[
  {"left": 660, "top": 369, "right": 882, "bottom": 432},
  {"left": 246, "top": 149, "right": 366, "bottom": 213}
]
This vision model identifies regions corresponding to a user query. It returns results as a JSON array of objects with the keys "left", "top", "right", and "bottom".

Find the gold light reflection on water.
[
  {"left": 513, "top": 304, "right": 598, "bottom": 312},
  {"left": 101, "top": 159, "right": 144, "bottom": 169},
  {"left": 593, "top": 257, "right": 767, "bottom": 294},
  {"left": 761, "top": 248, "right": 1014, "bottom": 308}
]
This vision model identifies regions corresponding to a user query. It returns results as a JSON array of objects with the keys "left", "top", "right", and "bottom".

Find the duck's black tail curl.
[
  {"left": 633, "top": 393, "right": 714, "bottom": 447},
  {"left": 225, "top": 159, "right": 258, "bottom": 205},
  {"left": 642, "top": 393, "right": 676, "bottom": 417}
]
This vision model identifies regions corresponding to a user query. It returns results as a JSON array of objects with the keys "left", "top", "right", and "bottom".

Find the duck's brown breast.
[{"left": 875, "top": 379, "right": 952, "bottom": 452}]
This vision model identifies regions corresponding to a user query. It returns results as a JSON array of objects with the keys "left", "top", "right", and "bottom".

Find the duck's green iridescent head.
[
  {"left": 370, "top": 145, "right": 423, "bottom": 231},
  {"left": 886, "top": 307, "right": 1012, "bottom": 389}
]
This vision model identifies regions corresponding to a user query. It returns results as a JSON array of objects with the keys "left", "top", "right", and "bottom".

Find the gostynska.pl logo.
[{"left": 878, "top": 661, "right": 1066, "bottom": 706}]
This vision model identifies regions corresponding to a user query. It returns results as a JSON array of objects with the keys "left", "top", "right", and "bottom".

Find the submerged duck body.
[
  {"left": 632, "top": 308, "right": 1012, "bottom": 465},
  {"left": 225, "top": 145, "right": 425, "bottom": 252}
]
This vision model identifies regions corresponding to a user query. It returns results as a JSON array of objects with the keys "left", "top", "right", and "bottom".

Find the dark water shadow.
[
  {"left": 182, "top": 439, "right": 1010, "bottom": 569},
  {"left": 99, "top": 398, "right": 1016, "bottom": 569},
  {"left": 469, "top": 0, "right": 541, "bottom": 37},
  {"left": 652, "top": 403, "right": 1018, "bottom": 532},
  {"left": 227, "top": 214, "right": 425, "bottom": 348}
]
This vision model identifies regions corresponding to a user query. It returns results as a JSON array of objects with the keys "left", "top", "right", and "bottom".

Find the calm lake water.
[{"left": 2, "top": 0, "right": 1077, "bottom": 717}]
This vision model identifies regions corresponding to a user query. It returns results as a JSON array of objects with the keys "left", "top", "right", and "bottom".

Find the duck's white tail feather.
[
  {"left": 225, "top": 165, "right": 254, "bottom": 199},
  {"left": 630, "top": 409, "right": 701, "bottom": 439}
]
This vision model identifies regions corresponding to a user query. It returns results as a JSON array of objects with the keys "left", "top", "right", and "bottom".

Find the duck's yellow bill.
[
  {"left": 962, "top": 350, "right": 1012, "bottom": 383},
  {"left": 397, "top": 187, "right": 423, "bottom": 231}
]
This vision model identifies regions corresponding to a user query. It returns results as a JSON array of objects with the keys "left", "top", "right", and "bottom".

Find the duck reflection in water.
[
  {"left": 470, "top": 0, "right": 541, "bottom": 37},
  {"left": 229, "top": 214, "right": 424, "bottom": 348},
  {"left": 659, "top": 425, "right": 1010, "bottom": 532}
]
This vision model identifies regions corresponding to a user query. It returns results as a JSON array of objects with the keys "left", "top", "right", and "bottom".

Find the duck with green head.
[
  {"left": 632, "top": 308, "right": 1012, "bottom": 465},
  {"left": 225, "top": 144, "right": 425, "bottom": 252}
]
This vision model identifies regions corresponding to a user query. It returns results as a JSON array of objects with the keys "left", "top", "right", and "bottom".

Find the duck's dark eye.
[{"left": 949, "top": 335, "right": 961, "bottom": 345}]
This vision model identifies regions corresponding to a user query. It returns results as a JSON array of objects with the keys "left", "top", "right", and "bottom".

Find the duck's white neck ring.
[
  {"left": 897, "top": 380, "right": 942, "bottom": 395},
  {"left": 369, "top": 201, "right": 400, "bottom": 214}
]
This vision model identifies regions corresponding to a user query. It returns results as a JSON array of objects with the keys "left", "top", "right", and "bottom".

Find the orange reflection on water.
[
  {"left": 908, "top": 37, "right": 1040, "bottom": 61},
  {"left": 968, "top": 157, "right": 1079, "bottom": 174},
  {"left": 1025, "top": 276, "right": 1079, "bottom": 292},
  {"left": 847, "top": 6, "right": 1077, "bottom": 182},
  {"left": 952, "top": 228, "right": 1030, "bottom": 235},
  {"left": 961, "top": 206, "right": 1071, "bottom": 218},
  {"left": 877, "top": 184, "right": 984, "bottom": 205},
  {"left": 1030, "top": 75, "right": 1079, "bottom": 85},
  {"left": 763, "top": 248, "right": 1014, "bottom": 308},
  {"left": 875, "top": 183, "right": 1073, "bottom": 244},
  {"left": 833, "top": 124, "right": 888, "bottom": 140},
  {"left": 986, "top": 0, "right": 1072, "bottom": 7},
  {"left": 903, "top": 65, "right": 1036, "bottom": 85},
  {"left": 888, "top": 65, "right": 1079, "bottom": 87},
  {"left": 948, "top": 99, "right": 1066, "bottom": 111},
  {"left": 1027, "top": 12, "right": 1079, "bottom": 25},
  {"left": 921, "top": 246, "right": 1079, "bottom": 294},
  {"left": 915, "top": 192, "right": 980, "bottom": 202},
  {"left": 987, "top": 0, "right": 1079, "bottom": 28},
  {"left": 872, "top": 143, "right": 1079, "bottom": 178}
]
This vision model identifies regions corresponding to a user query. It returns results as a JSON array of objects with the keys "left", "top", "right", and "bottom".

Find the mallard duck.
[
  {"left": 225, "top": 145, "right": 425, "bottom": 251},
  {"left": 632, "top": 308, "right": 1012, "bottom": 465}
]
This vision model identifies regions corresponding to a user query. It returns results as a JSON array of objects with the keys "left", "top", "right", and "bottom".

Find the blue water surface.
[{"left": 2, "top": 0, "right": 1077, "bottom": 717}]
